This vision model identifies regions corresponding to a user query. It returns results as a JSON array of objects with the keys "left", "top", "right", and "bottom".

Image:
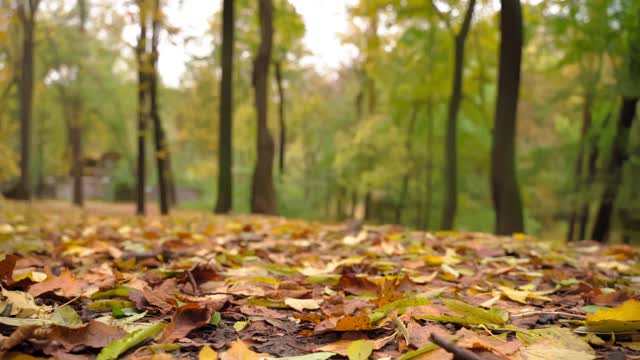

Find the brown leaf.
[
  {"left": 456, "top": 328, "right": 521, "bottom": 357},
  {"left": 27, "top": 270, "right": 88, "bottom": 298},
  {"left": 129, "top": 288, "right": 175, "bottom": 314},
  {"left": 160, "top": 303, "right": 213, "bottom": 343},
  {"left": 0, "top": 254, "right": 18, "bottom": 283},
  {"left": 337, "top": 274, "right": 379, "bottom": 295},
  {"left": 0, "top": 326, "right": 39, "bottom": 357},
  {"left": 48, "top": 320, "right": 126, "bottom": 350},
  {"left": 239, "top": 305, "right": 287, "bottom": 319},
  {"left": 407, "top": 321, "right": 450, "bottom": 348}
]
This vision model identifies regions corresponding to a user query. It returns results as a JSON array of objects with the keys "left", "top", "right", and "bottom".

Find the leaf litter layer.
[{"left": 0, "top": 202, "right": 639, "bottom": 359}]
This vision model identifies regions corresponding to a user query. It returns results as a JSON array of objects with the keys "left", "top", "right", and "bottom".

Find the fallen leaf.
[
  {"left": 97, "top": 322, "right": 165, "bottom": 360},
  {"left": 160, "top": 303, "right": 213, "bottom": 343},
  {"left": 284, "top": 298, "right": 322, "bottom": 312},
  {"left": 199, "top": 345, "right": 218, "bottom": 360},
  {"left": 49, "top": 320, "right": 126, "bottom": 350},
  {"left": 28, "top": 270, "right": 88, "bottom": 298},
  {"left": 584, "top": 299, "right": 640, "bottom": 333},
  {"left": 219, "top": 340, "right": 269, "bottom": 360},
  {"left": 347, "top": 340, "right": 373, "bottom": 360}
]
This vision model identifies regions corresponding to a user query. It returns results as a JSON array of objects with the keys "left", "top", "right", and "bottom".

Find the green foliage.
[{"left": 1, "top": 0, "right": 638, "bottom": 241}]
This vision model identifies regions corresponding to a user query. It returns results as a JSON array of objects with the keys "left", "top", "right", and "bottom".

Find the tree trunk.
[
  {"left": 215, "top": 0, "right": 235, "bottom": 214},
  {"left": 396, "top": 104, "right": 418, "bottom": 224},
  {"left": 135, "top": 0, "right": 149, "bottom": 215},
  {"left": 364, "top": 191, "right": 372, "bottom": 221},
  {"left": 490, "top": 0, "right": 525, "bottom": 235},
  {"left": 578, "top": 112, "right": 610, "bottom": 239},
  {"left": 70, "top": 0, "right": 87, "bottom": 207},
  {"left": 69, "top": 102, "right": 83, "bottom": 206},
  {"left": 441, "top": 0, "right": 476, "bottom": 230},
  {"left": 275, "top": 61, "right": 286, "bottom": 177},
  {"left": 424, "top": 97, "right": 434, "bottom": 229},
  {"left": 6, "top": 1, "right": 40, "bottom": 200},
  {"left": 591, "top": 97, "right": 638, "bottom": 242},
  {"left": 250, "top": 0, "right": 276, "bottom": 214},
  {"left": 567, "top": 91, "right": 592, "bottom": 240},
  {"left": 149, "top": 0, "right": 170, "bottom": 215}
]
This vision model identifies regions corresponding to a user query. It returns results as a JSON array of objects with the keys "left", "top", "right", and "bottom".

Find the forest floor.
[{"left": 0, "top": 200, "right": 638, "bottom": 360}]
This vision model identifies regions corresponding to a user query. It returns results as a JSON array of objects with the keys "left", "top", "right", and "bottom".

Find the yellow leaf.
[
  {"left": 585, "top": 299, "right": 640, "bottom": 333},
  {"left": 284, "top": 298, "right": 322, "bottom": 312},
  {"left": 219, "top": 340, "right": 268, "bottom": 360},
  {"left": 347, "top": 340, "right": 373, "bottom": 360},
  {"left": 587, "top": 299, "right": 640, "bottom": 322},
  {"left": 199, "top": 345, "right": 217, "bottom": 360},
  {"left": 499, "top": 286, "right": 551, "bottom": 304}
]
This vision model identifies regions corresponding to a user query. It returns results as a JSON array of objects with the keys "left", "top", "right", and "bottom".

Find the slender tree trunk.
[
  {"left": 567, "top": 91, "right": 592, "bottom": 240},
  {"left": 70, "top": 0, "right": 87, "bottom": 207},
  {"left": 364, "top": 191, "right": 372, "bottom": 221},
  {"left": 578, "top": 112, "right": 610, "bottom": 239},
  {"left": 591, "top": 97, "right": 638, "bottom": 242},
  {"left": 350, "top": 191, "right": 358, "bottom": 218},
  {"left": 6, "top": 1, "right": 40, "bottom": 200},
  {"left": 275, "top": 61, "right": 286, "bottom": 176},
  {"left": 215, "top": 0, "right": 235, "bottom": 214},
  {"left": 250, "top": 0, "right": 276, "bottom": 214},
  {"left": 69, "top": 103, "right": 83, "bottom": 206},
  {"left": 166, "top": 153, "right": 177, "bottom": 205},
  {"left": 491, "top": 0, "right": 525, "bottom": 235},
  {"left": 396, "top": 104, "right": 418, "bottom": 224},
  {"left": 441, "top": 0, "right": 476, "bottom": 230},
  {"left": 336, "top": 186, "right": 345, "bottom": 220},
  {"left": 149, "top": 0, "right": 169, "bottom": 215},
  {"left": 424, "top": 97, "right": 434, "bottom": 229},
  {"left": 135, "top": 0, "right": 149, "bottom": 215}
]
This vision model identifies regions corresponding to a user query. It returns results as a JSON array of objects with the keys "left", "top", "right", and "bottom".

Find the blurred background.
[{"left": 0, "top": 0, "right": 639, "bottom": 243}]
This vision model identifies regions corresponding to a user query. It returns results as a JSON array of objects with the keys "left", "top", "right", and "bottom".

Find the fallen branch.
[
  {"left": 430, "top": 333, "right": 481, "bottom": 360},
  {"left": 510, "top": 311, "right": 586, "bottom": 320}
]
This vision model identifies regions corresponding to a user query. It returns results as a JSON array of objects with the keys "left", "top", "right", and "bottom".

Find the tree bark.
[
  {"left": 577, "top": 112, "right": 610, "bottom": 239},
  {"left": 135, "top": 0, "right": 149, "bottom": 215},
  {"left": 5, "top": 0, "right": 40, "bottom": 200},
  {"left": 275, "top": 61, "right": 286, "bottom": 176},
  {"left": 490, "top": 0, "right": 525, "bottom": 235},
  {"left": 215, "top": 0, "right": 235, "bottom": 214},
  {"left": 425, "top": 97, "right": 434, "bottom": 229},
  {"left": 396, "top": 104, "right": 418, "bottom": 224},
  {"left": 149, "top": 0, "right": 170, "bottom": 215},
  {"left": 441, "top": 0, "right": 476, "bottom": 230},
  {"left": 567, "top": 91, "right": 592, "bottom": 241},
  {"left": 70, "top": 0, "right": 87, "bottom": 207},
  {"left": 591, "top": 97, "right": 638, "bottom": 242},
  {"left": 250, "top": 0, "right": 276, "bottom": 214},
  {"left": 364, "top": 191, "right": 372, "bottom": 221}
]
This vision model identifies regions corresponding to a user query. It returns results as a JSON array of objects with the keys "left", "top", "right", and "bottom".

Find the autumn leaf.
[
  {"left": 219, "top": 340, "right": 269, "bottom": 360},
  {"left": 583, "top": 299, "right": 640, "bottom": 333},
  {"left": 160, "top": 303, "right": 213, "bottom": 343}
]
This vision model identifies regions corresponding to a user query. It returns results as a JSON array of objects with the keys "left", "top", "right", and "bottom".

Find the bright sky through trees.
[{"left": 119, "top": 0, "right": 359, "bottom": 87}]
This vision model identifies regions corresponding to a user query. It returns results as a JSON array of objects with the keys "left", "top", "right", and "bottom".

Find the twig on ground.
[
  {"left": 392, "top": 314, "right": 410, "bottom": 345},
  {"left": 429, "top": 333, "right": 481, "bottom": 360},
  {"left": 510, "top": 311, "right": 586, "bottom": 319},
  {"left": 187, "top": 270, "right": 200, "bottom": 296}
]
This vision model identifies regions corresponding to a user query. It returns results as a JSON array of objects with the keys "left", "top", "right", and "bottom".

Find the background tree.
[
  {"left": 491, "top": 0, "right": 525, "bottom": 235},
  {"left": 215, "top": 0, "right": 235, "bottom": 214},
  {"left": 591, "top": 6, "right": 640, "bottom": 241},
  {"left": 251, "top": 0, "right": 276, "bottom": 214},
  {"left": 441, "top": 0, "right": 477, "bottom": 229},
  {"left": 149, "top": 0, "right": 170, "bottom": 215},
  {"left": 135, "top": 0, "right": 149, "bottom": 215},
  {"left": 4, "top": 0, "right": 41, "bottom": 200}
]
